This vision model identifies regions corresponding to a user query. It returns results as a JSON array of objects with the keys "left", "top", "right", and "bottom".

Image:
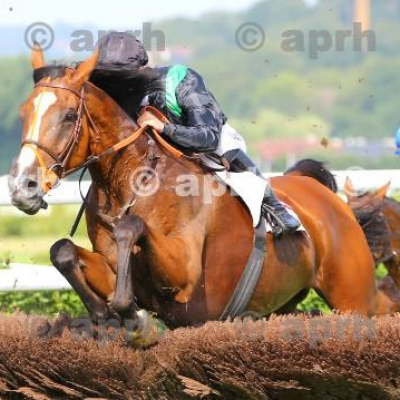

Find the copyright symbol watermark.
[
  {"left": 235, "top": 22, "right": 265, "bottom": 52},
  {"left": 24, "top": 22, "right": 55, "bottom": 51},
  {"left": 129, "top": 167, "right": 160, "bottom": 197}
]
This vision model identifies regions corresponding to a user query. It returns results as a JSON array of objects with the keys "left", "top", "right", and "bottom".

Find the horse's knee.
[
  {"left": 50, "top": 239, "right": 78, "bottom": 273},
  {"left": 114, "top": 215, "right": 146, "bottom": 243}
]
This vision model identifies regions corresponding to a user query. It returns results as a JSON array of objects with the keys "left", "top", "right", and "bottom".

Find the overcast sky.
[{"left": 1, "top": 0, "right": 264, "bottom": 27}]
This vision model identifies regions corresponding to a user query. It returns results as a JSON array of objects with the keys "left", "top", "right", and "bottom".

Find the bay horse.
[
  {"left": 344, "top": 178, "right": 400, "bottom": 289},
  {"left": 8, "top": 47, "right": 400, "bottom": 339}
]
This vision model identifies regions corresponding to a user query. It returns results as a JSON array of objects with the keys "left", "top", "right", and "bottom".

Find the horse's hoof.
[{"left": 125, "top": 310, "right": 163, "bottom": 349}]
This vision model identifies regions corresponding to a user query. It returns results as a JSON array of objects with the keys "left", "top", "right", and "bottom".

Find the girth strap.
[{"left": 219, "top": 218, "right": 268, "bottom": 320}]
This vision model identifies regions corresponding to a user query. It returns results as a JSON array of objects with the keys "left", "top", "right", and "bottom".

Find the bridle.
[
  {"left": 21, "top": 81, "right": 91, "bottom": 192},
  {"left": 20, "top": 79, "right": 187, "bottom": 194}
]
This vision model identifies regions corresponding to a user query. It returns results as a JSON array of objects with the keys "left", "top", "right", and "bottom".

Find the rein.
[{"left": 21, "top": 81, "right": 187, "bottom": 193}]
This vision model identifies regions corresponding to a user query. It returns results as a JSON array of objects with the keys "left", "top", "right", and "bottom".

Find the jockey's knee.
[
  {"left": 222, "top": 149, "right": 241, "bottom": 165},
  {"left": 223, "top": 149, "right": 262, "bottom": 177}
]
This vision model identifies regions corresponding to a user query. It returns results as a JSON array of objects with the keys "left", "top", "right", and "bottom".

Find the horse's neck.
[
  {"left": 83, "top": 83, "right": 145, "bottom": 203},
  {"left": 384, "top": 197, "right": 400, "bottom": 213},
  {"left": 85, "top": 83, "right": 140, "bottom": 152},
  {"left": 83, "top": 83, "right": 212, "bottom": 221}
]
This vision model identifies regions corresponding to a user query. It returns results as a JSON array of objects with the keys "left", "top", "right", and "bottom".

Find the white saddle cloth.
[
  {"left": 215, "top": 171, "right": 306, "bottom": 232},
  {"left": 215, "top": 170, "right": 266, "bottom": 227},
  {"left": 199, "top": 123, "right": 305, "bottom": 232}
]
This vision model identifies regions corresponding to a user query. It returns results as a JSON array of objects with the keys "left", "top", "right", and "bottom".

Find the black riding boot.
[{"left": 223, "top": 149, "right": 301, "bottom": 236}]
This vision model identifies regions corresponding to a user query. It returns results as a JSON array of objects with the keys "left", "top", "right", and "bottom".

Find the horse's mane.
[
  {"left": 284, "top": 159, "right": 338, "bottom": 193},
  {"left": 33, "top": 65, "right": 68, "bottom": 83},
  {"left": 90, "top": 65, "right": 163, "bottom": 118},
  {"left": 352, "top": 195, "right": 383, "bottom": 225},
  {"left": 351, "top": 194, "right": 391, "bottom": 260},
  {"left": 33, "top": 63, "right": 164, "bottom": 119}
]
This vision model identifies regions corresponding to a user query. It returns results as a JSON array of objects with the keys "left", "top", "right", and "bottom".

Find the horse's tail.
[{"left": 284, "top": 159, "right": 338, "bottom": 193}]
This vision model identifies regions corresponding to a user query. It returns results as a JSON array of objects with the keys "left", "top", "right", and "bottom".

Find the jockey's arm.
[{"left": 162, "top": 69, "right": 222, "bottom": 153}]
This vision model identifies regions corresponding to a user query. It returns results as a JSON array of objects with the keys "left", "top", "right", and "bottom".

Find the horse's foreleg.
[
  {"left": 110, "top": 214, "right": 146, "bottom": 316},
  {"left": 50, "top": 239, "right": 115, "bottom": 319}
]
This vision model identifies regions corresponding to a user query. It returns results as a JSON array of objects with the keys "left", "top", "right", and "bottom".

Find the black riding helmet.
[
  {"left": 92, "top": 32, "right": 160, "bottom": 120},
  {"left": 96, "top": 32, "right": 149, "bottom": 71}
]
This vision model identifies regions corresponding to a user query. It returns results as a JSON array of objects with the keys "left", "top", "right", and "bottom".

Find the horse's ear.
[
  {"left": 72, "top": 49, "right": 99, "bottom": 85},
  {"left": 376, "top": 181, "right": 391, "bottom": 200},
  {"left": 31, "top": 42, "right": 45, "bottom": 70},
  {"left": 344, "top": 177, "right": 356, "bottom": 197}
]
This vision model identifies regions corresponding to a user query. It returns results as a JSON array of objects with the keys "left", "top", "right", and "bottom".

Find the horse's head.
[
  {"left": 345, "top": 177, "right": 392, "bottom": 263},
  {"left": 344, "top": 177, "right": 390, "bottom": 215},
  {"left": 9, "top": 45, "right": 98, "bottom": 214}
]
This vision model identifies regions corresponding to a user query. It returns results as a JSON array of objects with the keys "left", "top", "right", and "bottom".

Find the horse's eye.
[{"left": 64, "top": 112, "right": 77, "bottom": 122}]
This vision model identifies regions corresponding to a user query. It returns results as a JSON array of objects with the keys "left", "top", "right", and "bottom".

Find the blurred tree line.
[
  {"left": 1, "top": 0, "right": 400, "bottom": 173},
  {"left": 0, "top": 57, "right": 31, "bottom": 172}
]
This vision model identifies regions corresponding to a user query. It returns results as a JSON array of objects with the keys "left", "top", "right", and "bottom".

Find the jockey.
[
  {"left": 395, "top": 126, "right": 400, "bottom": 155},
  {"left": 96, "top": 32, "right": 300, "bottom": 236}
]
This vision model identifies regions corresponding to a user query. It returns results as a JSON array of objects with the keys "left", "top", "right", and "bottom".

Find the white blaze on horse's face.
[{"left": 15, "top": 90, "right": 57, "bottom": 180}]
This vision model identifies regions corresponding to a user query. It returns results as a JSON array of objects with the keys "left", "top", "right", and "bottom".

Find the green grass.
[
  {"left": 0, "top": 235, "right": 91, "bottom": 265},
  {"left": 298, "top": 290, "right": 331, "bottom": 314},
  {"left": 0, "top": 205, "right": 91, "bottom": 265},
  {"left": 0, "top": 205, "right": 89, "bottom": 315},
  {"left": 0, "top": 290, "right": 86, "bottom": 316}
]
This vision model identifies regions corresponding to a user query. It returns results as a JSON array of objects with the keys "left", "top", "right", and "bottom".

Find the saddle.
[{"left": 140, "top": 108, "right": 296, "bottom": 234}]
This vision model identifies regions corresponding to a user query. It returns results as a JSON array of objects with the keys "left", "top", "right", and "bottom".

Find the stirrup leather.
[{"left": 262, "top": 204, "right": 286, "bottom": 237}]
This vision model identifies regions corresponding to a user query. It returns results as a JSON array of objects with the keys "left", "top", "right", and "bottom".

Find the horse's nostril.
[{"left": 27, "top": 179, "right": 38, "bottom": 190}]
